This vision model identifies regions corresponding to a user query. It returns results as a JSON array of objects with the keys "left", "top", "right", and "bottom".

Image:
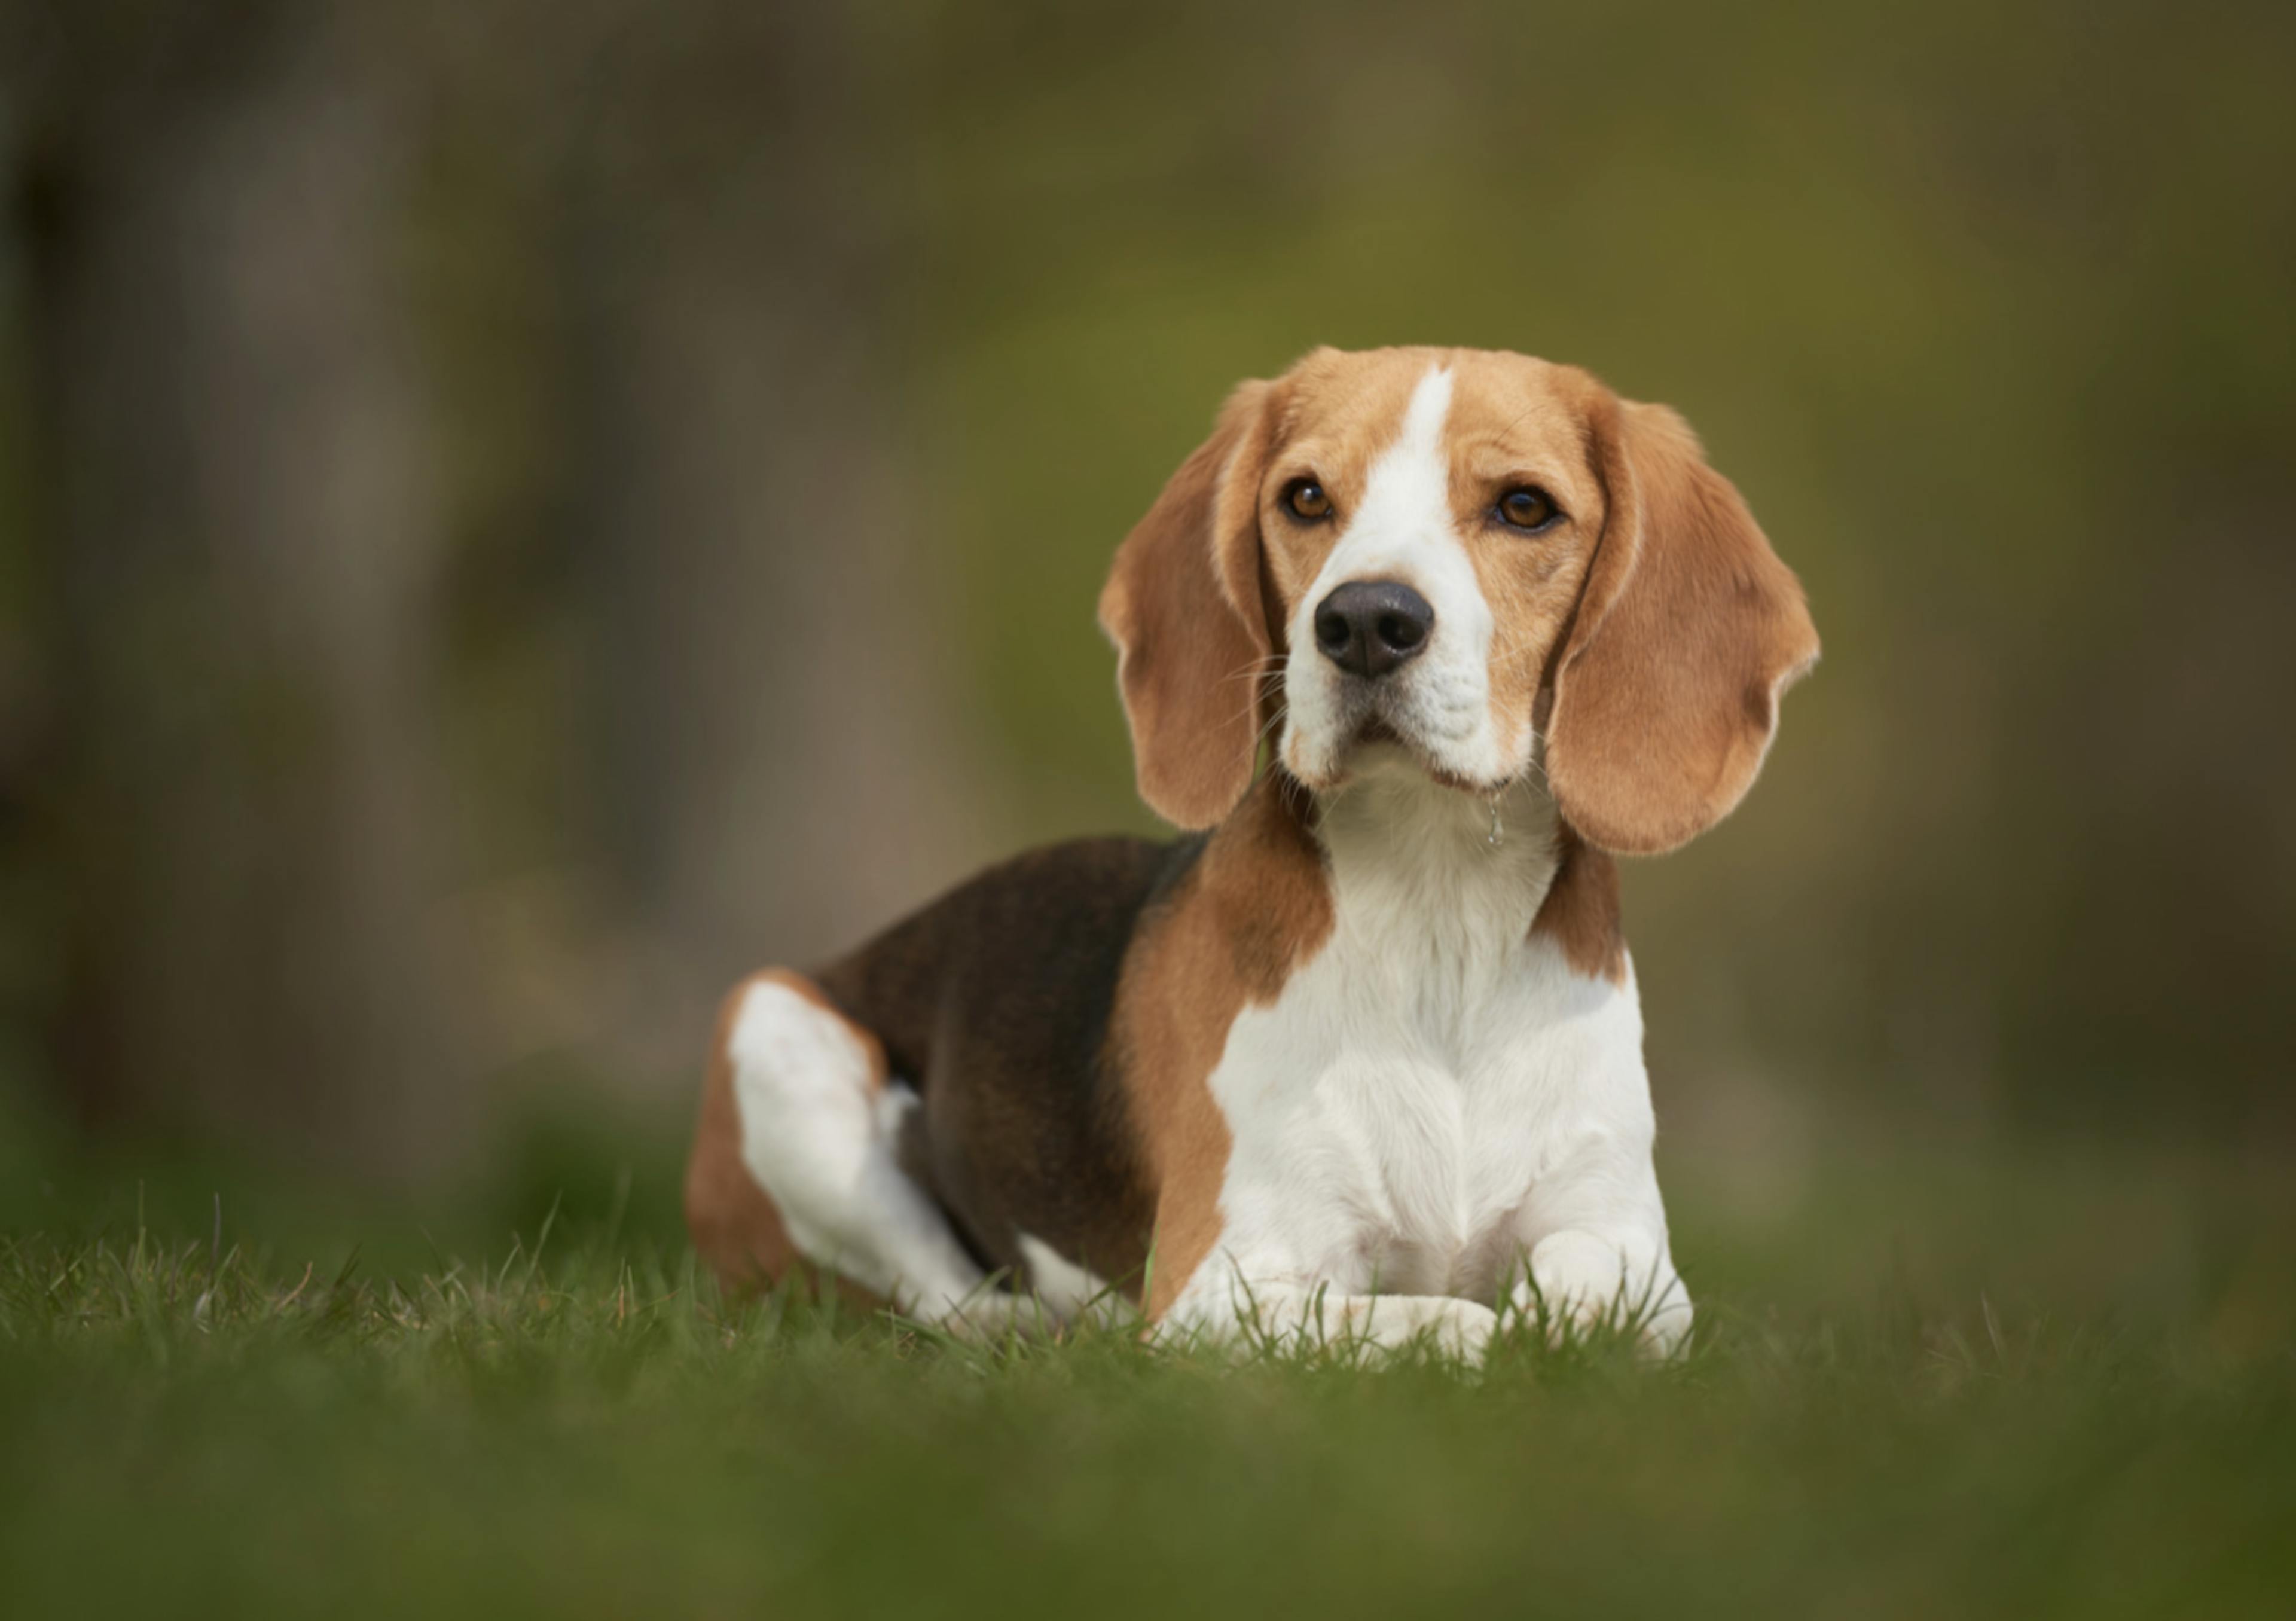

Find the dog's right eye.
[{"left": 1282, "top": 478, "right": 1333, "bottom": 521}]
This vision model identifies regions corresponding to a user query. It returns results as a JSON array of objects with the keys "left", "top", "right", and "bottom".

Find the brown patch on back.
[
  {"left": 1531, "top": 829, "right": 1628, "bottom": 986},
  {"left": 684, "top": 969, "right": 884, "bottom": 1306},
  {"left": 1109, "top": 774, "right": 1335, "bottom": 1318}
]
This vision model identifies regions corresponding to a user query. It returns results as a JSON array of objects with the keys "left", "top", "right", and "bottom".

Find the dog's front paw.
[
  {"left": 1357, "top": 1295, "right": 1500, "bottom": 1363},
  {"left": 1512, "top": 1231, "right": 1692, "bottom": 1356}
]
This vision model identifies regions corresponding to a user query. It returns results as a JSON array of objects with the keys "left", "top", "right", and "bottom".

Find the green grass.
[{"left": 4, "top": 1146, "right": 2295, "bottom": 1620}]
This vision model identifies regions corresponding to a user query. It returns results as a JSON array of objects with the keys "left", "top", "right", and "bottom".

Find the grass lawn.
[{"left": 3, "top": 1138, "right": 2294, "bottom": 1618}]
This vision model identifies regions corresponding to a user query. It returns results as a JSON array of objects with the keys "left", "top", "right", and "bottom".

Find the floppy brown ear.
[
  {"left": 1097, "top": 380, "right": 1280, "bottom": 829},
  {"left": 1546, "top": 395, "right": 1820, "bottom": 856}
]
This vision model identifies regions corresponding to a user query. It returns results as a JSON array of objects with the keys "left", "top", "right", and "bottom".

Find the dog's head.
[{"left": 1098, "top": 346, "right": 1819, "bottom": 854}]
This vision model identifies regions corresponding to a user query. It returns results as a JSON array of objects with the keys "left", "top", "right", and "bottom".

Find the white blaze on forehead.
[
  {"left": 1308, "top": 364, "right": 1482, "bottom": 618},
  {"left": 1284, "top": 362, "right": 1509, "bottom": 783},
  {"left": 1349, "top": 364, "right": 1457, "bottom": 566}
]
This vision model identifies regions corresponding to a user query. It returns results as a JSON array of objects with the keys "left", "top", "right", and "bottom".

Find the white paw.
[
  {"left": 920, "top": 1290, "right": 1034, "bottom": 1342},
  {"left": 1514, "top": 1231, "right": 1692, "bottom": 1356},
  {"left": 1351, "top": 1295, "right": 1500, "bottom": 1363}
]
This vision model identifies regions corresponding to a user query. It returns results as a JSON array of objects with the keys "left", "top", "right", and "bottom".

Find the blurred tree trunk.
[
  {"left": 22, "top": 5, "right": 468, "bottom": 1176},
  {"left": 560, "top": 5, "right": 989, "bottom": 1072},
  {"left": 10, "top": 0, "right": 995, "bottom": 1164}
]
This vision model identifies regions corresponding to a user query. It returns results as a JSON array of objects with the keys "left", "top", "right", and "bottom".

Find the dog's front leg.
[{"left": 1506, "top": 1138, "right": 1693, "bottom": 1355}]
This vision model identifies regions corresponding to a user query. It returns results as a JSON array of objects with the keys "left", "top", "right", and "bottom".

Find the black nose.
[{"left": 1313, "top": 580, "right": 1435, "bottom": 679}]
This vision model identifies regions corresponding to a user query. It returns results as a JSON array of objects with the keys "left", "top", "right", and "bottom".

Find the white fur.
[
  {"left": 1164, "top": 760, "right": 1691, "bottom": 1356},
  {"left": 726, "top": 984, "right": 1125, "bottom": 1333},
  {"left": 1017, "top": 1232, "right": 1135, "bottom": 1330},
  {"left": 726, "top": 981, "right": 998, "bottom": 1323},
  {"left": 1283, "top": 365, "right": 1523, "bottom": 793}
]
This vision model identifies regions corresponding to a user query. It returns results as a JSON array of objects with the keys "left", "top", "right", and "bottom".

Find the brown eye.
[
  {"left": 1497, "top": 487, "right": 1559, "bottom": 531},
  {"left": 1283, "top": 478, "right": 1333, "bottom": 521}
]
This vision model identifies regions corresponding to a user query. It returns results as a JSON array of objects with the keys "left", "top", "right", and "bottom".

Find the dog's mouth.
[
  {"left": 1319, "top": 709, "right": 1512, "bottom": 799},
  {"left": 1292, "top": 677, "right": 1511, "bottom": 796},
  {"left": 1327, "top": 711, "right": 1446, "bottom": 786},
  {"left": 1353, "top": 715, "right": 1405, "bottom": 750}
]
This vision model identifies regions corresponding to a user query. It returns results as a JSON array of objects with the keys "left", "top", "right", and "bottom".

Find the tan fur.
[
  {"left": 1126, "top": 348, "right": 1812, "bottom": 848},
  {"left": 1529, "top": 829, "right": 1627, "bottom": 985},
  {"left": 1250, "top": 349, "right": 1444, "bottom": 626},
  {"left": 1108, "top": 775, "right": 1333, "bottom": 1316},
  {"left": 1545, "top": 393, "right": 1821, "bottom": 854},
  {"left": 1097, "top": 380, "right": 1287, "bottom": 830},
  {"left": 684, "top": 969, "right": 885, "bottom": 1305},
  {"left": 1159, "top": 350, "right": 1609, "bottom": 798},
  {"left": 1437, "top": 358, "right": 1619, "bottom": 761}
]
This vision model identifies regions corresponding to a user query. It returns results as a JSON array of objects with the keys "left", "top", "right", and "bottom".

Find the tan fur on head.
[
  {"left": 1101, "top": 347, "right": 1818, "bottom": 848},
  {"left": 1097, "top": 379, "right": 1286, "bottom": 829},
  {"left": 1545, "top": 393, "right": 1820, "bottom": 854}
]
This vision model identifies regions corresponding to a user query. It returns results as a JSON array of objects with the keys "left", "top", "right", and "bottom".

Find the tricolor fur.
[{"left": 685, "top": 346, "right": 1819, "bottom": 1357}]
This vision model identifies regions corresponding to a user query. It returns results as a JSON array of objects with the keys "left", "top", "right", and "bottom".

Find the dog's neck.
[{"left": 1306, "top": 745, "right": 1564, "bottom": 965}]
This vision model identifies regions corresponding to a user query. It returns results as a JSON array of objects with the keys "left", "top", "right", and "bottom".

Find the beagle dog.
[{"left": 686, "top": 346, "right": 1818, "bottom": 1357}]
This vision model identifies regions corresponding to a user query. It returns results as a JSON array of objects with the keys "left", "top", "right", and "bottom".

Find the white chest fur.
[{"left": 1167, "top": 762, "right": 1679, "bottom": 1337}]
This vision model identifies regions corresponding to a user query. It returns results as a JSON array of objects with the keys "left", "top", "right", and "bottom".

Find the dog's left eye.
[
  {"left": 1282, "top": 478, "right": 1333, "bottom": 521},
  {"left": 1496, "top": 487, "right": 1560, "bottom": 531}
]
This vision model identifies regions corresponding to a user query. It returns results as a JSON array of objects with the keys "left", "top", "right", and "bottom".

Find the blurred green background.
[{"left": 0, "top": 0, "right": 2291, "bottom": 1245}]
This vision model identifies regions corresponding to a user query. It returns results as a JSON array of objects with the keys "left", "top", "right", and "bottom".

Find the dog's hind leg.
[{"left": 685, "top": 969, "right": 1000, "bottom": 1327}]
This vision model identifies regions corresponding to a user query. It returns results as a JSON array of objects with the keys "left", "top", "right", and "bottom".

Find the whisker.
[
  {"left": 1216, "top": 654, "right": 1290, "bottom": 688},
  {"left": 1214, "top": 651, "right": 1293, "bottom": 739}
]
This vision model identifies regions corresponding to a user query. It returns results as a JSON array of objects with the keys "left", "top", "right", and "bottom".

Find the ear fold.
[
  {"left": 1545, "top": 395, "right": 1820, "bottom": 856},
  {"left": 1097, "top": 381, "right": 1280, "bottom": 829}
]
